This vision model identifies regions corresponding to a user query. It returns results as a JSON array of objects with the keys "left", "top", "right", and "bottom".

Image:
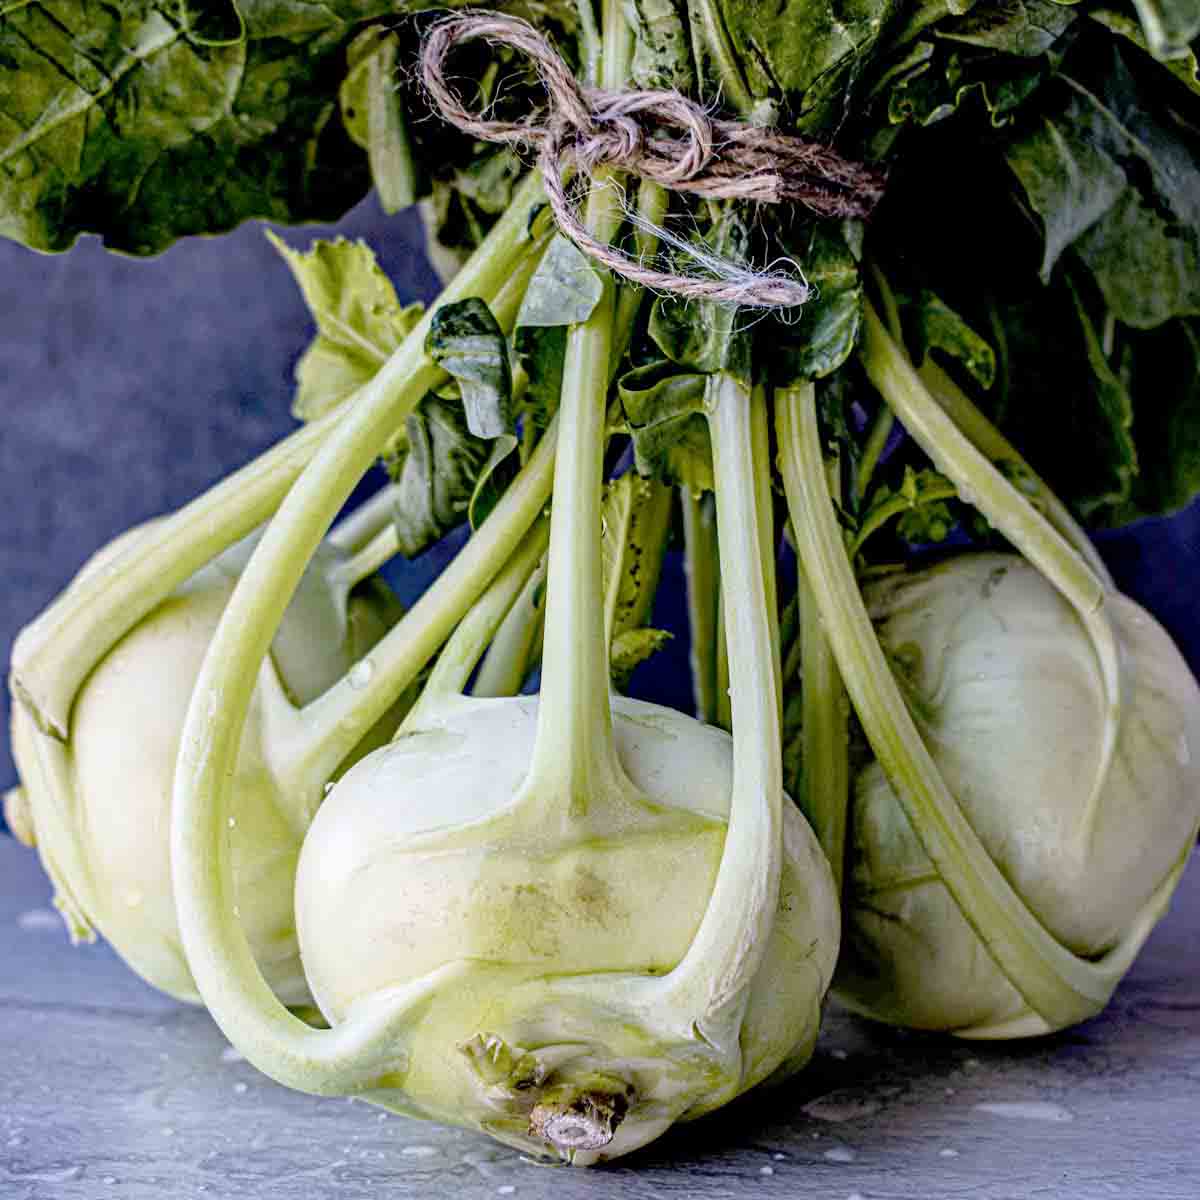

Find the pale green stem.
[
  {"left": 681, "top": 488, "right": 720, "bottom": 724},
  {"left": 520, "top": 0, "right": 632, "bottom": 816},
  {"left": 859, "top": 300, "right": 1122, "bottom": 852},
  {"left": 714, "top": 587, "right": 732, "bottom": 732},
  {"left": 367, "top": 48, "right": 417, "bottom": 214},
  {"left": 326, "top": 483, "right": 399, "bottom": 554},
  {"left": 327, "top": 523, "right": 400, "bottom": 593},
  {"left": 276, "top": 414, "right": 558, "bottom": 830},
  {"left": 523, "top": 272, "right": 622, "bottom": 817},
  {"left": 776, "top": 383, "right": 1168, "bottom": 1035},
  {"left": 916, "top": 358, "right": 1113, "bottom": 587},
  {"left": 650, "top": 371, "right": 783, "bottom": 1062},
  {"left": 471, "top": 556, "right": 548, "bottom": 698},
  {"left": 169, "top": 176, "right": 554, "bottom": 1096},
  {"left": 12, "top": 177, "right": 547, "bottom": 742},
  {"left": 750, "top": 382, "right": 781, "bottom": 714},
  {"left": 613, "top": 180, "right": 669, "bottom": 365},
  {"left": 856, "top": 406, "right": 895, "bottom": 503},
  {"left": 401, "top": 519, "right": 550, "bottom": 725},
  {"left": 796, "top": 551, "right": 849, "bottom": 895}
]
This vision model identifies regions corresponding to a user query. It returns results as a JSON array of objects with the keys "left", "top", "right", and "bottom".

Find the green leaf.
[
  {"left": 911, "top": 290, "right": 997, "bottom": 389},
  {"left": 686, "top": 0, "right": 894, "bottom": 129},
  {"left": 267, "top": 232, "right": 423, "bottom": 420},
  {"left": 515, "top": 234, "right": 604, "bottom": 328},
  {"left": 339, "top": 26, "right": 417, "bottom": 215},
  {"left": 425, "top": 298, "right": 513, "bottom": 439},
  {"left": 1088, "top": 9, "right": 1200, "bottom": 96},
  {"left": 1006, "top": 47, "right": 1200, "bottom": 327},
  {"left": 0, "top": 0, "right": 380, "bottom": 254},
  {"left": 467, "top": 433, "right": 520, "bottom": 531},
  {"left": 610, "top": 627, "right": 674, "bottom": 690},
  {"left": 1111, "top": 318, "right": 1200, "bottom": 521},
  {"left": 936, "top": 0, "right": 1077, "bottom": 56},
  {"left": 617, "top": 361, "right": 713, "bottom": 491},
  {"left": 647, "top": 209, "right": 753, "bottom": 382},
  {"left": 770, "top": 222, "right": 863, "bottom": 384},
  {"left": 387, "top": 393, "right": 492, "bottom": 558}
]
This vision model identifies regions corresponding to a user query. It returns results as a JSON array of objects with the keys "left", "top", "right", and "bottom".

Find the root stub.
[{"left": 529, "top": 1089, "right": 630, "bottom": 1151}]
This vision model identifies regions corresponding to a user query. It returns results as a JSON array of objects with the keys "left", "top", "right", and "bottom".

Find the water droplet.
[
  {"left": 233, "top": 1082, "right": 248, "bottom": 1095},
  {"left": 944, "top": 1087, "right": 956, "bottom": 1096},
  {"left": 974, "top": 1101, "right": 1073, "bottom": 1123},
  {"left": 963, "top": 1058, "right": 980, "bottom": 1069},
  {"left": 939, "top": 1148, "right": 959, "bottom": 1158},
  {"left": 349, "top": 659, "right": 375, "bottom": 689},
  {"left": 772, "top": 1153, "right": 787, "bottom": 1161},
  {"left": 103, "top": 1177, "right": 118, "bottom": 1185},
  {"left": 377, "top": 1113, "right": 388, "bottom": 1121},
  {"left": 162, "top": 1126, "right": 175, "bottom": 1137},
  {"left": 17, "top": 908, "right": 61, "bottom": 932},
  {"left": 232, "top": 906, "right": 241, "bottom": 918},
  {"left": 1178, "top": 734, "right": 1191, "bottom": 766},
  {"left": 401, "top": 1145, "right": 437, "bottom": 1158},
  {"left": 220, "top": 1046, "right": 244, "bottom": 1064},
  {"left": 830, "top": 1048, "right": 848, "bottom": 1060},
  {"left": 823, "top": 1146, "right": 856, "bottom": 1163},
  {"left": 760, "top": 1165, "right": 775, "bottom": 1176},
  {"left": 497, "top": 1188, "right": 516, "bottom": 1196},
  {"left": 228, "top": 817, "right": 237, "bottom": 830}
]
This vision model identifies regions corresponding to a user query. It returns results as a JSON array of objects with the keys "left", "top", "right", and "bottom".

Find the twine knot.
[{"left": 421, "top": 13, "right": 886, "bottom": 308}]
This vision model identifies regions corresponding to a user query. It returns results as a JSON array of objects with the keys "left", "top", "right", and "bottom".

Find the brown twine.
[{"left": 420, "top": 13, "right": 887, "bottom": 309}]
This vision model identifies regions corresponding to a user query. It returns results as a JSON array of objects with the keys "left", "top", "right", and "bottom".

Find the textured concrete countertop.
[{"left": 3, "top": 832, "right": 1200, "bottom": 1199}]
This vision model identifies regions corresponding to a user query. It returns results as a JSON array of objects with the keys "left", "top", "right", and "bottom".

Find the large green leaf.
[
  {"left": 1006, "top": 45, "right": 1200, "bottom": 327},
  {"left": 0, "top": 0, "right": 390, "bottom": 253}
]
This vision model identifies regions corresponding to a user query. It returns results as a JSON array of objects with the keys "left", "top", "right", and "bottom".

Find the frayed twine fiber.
[{"left": 421, "top": 13, "right": 886, "bottom": 309}]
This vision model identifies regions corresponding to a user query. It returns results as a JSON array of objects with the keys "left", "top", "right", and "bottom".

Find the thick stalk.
[
  {"left": 860, "top": 301, "right": 1121, "bottom": 849},
  {"left": 327, "top": 523, "right": 400, "bottom": 593},
  {"left": 797, "top": 560, "right": 849, "bottom": 894},
  {"left": 650, "top": 372, "right": 783, "bottom": 1060},
  {"left": 471, "top": 556, "right": 548, "bottom": 698},
  {"left": 776, "top": 383, "right": 1174, "bottom": 1035},
  {"left": 169, "top": 176, "right": 552, "bottom": 1095},
  {"left": 326, "top": 483, "right": 399, "bottom": 555},
  {"left": 523, "top": 271, "right": 623, "bottom": 819},
  {"left": 400, "top": 519, "right": 550, "bottom": 724},
  {"left": 13, "top": 174, "right": 547, "bottom": 741},
  {"left": 916, "top": 358, "right": 1112, "bottom": 586},
  {"left": 681, "top": 488, "right": 719, "bottom": 724},
  {"left": 274, "top": 414, "right": 558, "bottom": 830}
]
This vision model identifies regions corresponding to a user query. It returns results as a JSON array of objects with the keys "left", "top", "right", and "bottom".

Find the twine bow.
[{"left": 421, "top": 14, "right": 887, "bottom": 308}]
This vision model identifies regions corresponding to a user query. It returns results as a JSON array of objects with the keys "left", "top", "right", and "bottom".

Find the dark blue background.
[{"left": 3, "top": 196, "right": 1199, "bottom": 823}]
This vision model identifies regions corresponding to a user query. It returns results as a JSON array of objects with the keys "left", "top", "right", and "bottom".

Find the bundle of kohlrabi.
[{"left": 4, "top": 0, "right": 1200, "bottom": 1168}]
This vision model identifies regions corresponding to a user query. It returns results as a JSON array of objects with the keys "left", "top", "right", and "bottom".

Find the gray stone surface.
[{"left": 4, "top": 833, "right": 1200, "bottom": 1198}]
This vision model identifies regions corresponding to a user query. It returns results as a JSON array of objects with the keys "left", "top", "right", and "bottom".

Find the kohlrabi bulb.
[
  {"left": 835, "top": 553, "right": 1200, "bottom": 1035},
  {"left": 12, "top": 523, "right": 401, "bottom": 1005},
  {"left": 295, "top": 692, "right": 839, "bottom": 1161}
]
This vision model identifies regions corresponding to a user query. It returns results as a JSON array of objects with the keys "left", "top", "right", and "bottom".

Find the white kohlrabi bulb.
[
  {"left": 836, "top": 553, "right": 1200, "bottom": 1035},
  {"left": 295, "top": 692, "right": 839, "bottom": 1160},
  {"left": 13, "top": 523, "right": 400, "bottom": 1005}
]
